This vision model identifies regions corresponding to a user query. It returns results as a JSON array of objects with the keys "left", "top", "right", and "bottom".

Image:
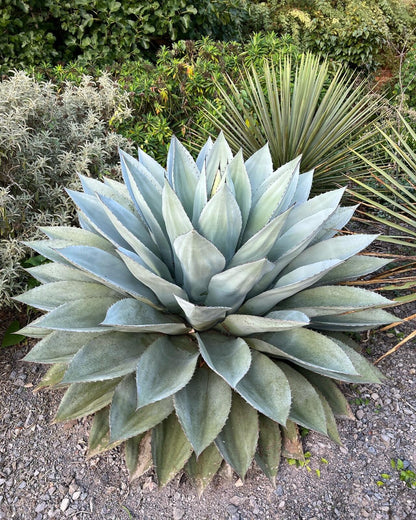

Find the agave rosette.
[{"left": 18, "top": 134, "right": 396, "bottom": 489}]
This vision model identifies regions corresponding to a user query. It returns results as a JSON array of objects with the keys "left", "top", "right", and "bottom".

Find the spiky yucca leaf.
[
  {"left": 18, "top": 134, "right": 396, "bottom": 490},
  {"left": 202, "top": 53, "right": 381, "bottom": 191}
]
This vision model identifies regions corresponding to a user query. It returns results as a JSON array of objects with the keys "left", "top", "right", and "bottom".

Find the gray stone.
[{"left": 60, "top": 498, "right": 70, "bottom": 512}]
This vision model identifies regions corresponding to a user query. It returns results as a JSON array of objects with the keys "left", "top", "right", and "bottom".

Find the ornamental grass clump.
[{"left": 18, "top": 134, "right": 397, "bottom": 490}]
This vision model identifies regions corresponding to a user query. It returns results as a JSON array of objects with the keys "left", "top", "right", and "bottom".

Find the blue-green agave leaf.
[
  {"left": 55, "top": 378, "right": 121, "bottom": 422},
  {"left": 185, "top": 444, "right": 223, "bottom": 496},
  {"left": 278, "top": 285, "right": 394, "bottom": 317},
  {"left": 241, "top": 259, "right": 342, "bottom": 315},
  {"left": 167, "top": 136, "right": 200, "bottom": 218},
  {"left": 215, "top": 392, "right": 258, "bottom": 480},
  {"left": 162, "top": 179, "right": 193, "bottom": 246},
  {"left": 110, "top": 373, "right": 173, "bottom": 442},
  {"left": 244, "top": 143, "right": 273, "bottom": 194},
  {"left": 219, "top": 310, "right": 309, "bottom": 336},
  {"left": 198, "top": 182, "right": 242, "bottom": 262},
  {"left": 277, "top": 363, "right": 327, "bottom": 434},
  {"left": 299, "top": 370, "right": 354, "bottom": 419},
  {"left": 282, "top": 234, "right": 378, "bottom": 274},
  {"left": 138, "top": 147, "right": 165, "bottom": 186},
  {"left": 55, "top": 245, "right": 159, "bottom": 306},
  {"left": 173, "top": 230, "right": 226, "bottom": 304},
  {"left": 35, "top": 297, "right": 120, "bottom": 332},
  {"left": 120, "top": 150, "right": 172, "bottom": 267},
  {"left": 235, "top": 350, "right": 291, "bottom": 425},
  {"left": 66, "top": 190, "right": 131, "bottom": 250},
  {"left": 79, "top": 174, "right": 134, "bottom": 212},
  {"left": 101, "top": 298, "right": 189, "bottom": 334},
  {"left": 205, "top": 132, "right": 233, "bottom": 193},
  {"left": 317, "top": 255, "right": 392, "bottom": 284},
  {"left": 175, "top": 297, "right": 230, "bottom": 331},
  {"left": 195, "top": 136, "right": 213, "bottom": 171},
  {"left": 205, "top": 258, "right": 274, "bottom": 310},
  {"left": 289, "top": 170, "right": 314, "bottom": 206},
  {"left": 118, "top": 247, "right": 187, "bottom": 312},
  {"left": 311, "top": 308, "right": 398, "bottom": 331},
  {"left": 23, "top": 331, "right": 102, "bottom": 364},
  {"left": 255, "top": 414, "right": 282, "bottom": 485},
  {"left": 248, "top": 328, "right": 358, "bottom": 375},
  {"left": 228, "top": 209, "right": 290, "bottom": 268},
  {"left": 62, "top": 332, "right": 158, "bottom": 383},
  {"left": 192, "top": 165, "right": 208, "bottom": 225},
  {"left": 243, "top": 156, "right": 300, "bottom": 240},
  {"left": 282, "top": 188, "right": 345, "bottom": 232},
  {"left": 136, "top": 336, "right": 199, "bottom": 408},
  {"left": 97, "top": 193, "right": 160, "bottom": 256},
  {"left": 174, "top": 365, "right": 232, "bottom": 456},
  {"left": 26, "top": 263, "right": 92, "bottom": 284},
  {"left": 311, "top": 205, "right": 357, "bottom": 244},
  {"left": 152, "top": 412, "right": 194, "bottom": 486},
  {"left": 268, "top": 208, "right": 335, "bottom": 262},
  {"left": 40, "top": 226, "right": 114, "bottom": 253},
  {"left": 226, "top": 150, "right": 252, "bottom": 233},
  {"left": 14, "top": 281, "right": 119, "bottom": 311},
  {"left": 197, "top": 332, "right": 251, "bottom": 388},
  {"left": 326, "top": 335, "right": 384, "bottom": 383}
]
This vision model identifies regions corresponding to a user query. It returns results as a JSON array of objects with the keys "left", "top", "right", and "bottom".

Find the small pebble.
[
  {"left": 275, "top": 485, "right": 284, "bottom": 496},
  {"left": 35, "top": 502, "right": 46, "bottom": 513},
  {"left": 356, "top": 410, "right": 364, "bottom": 420},
  {"left": 60, "top": 498, "right": 70, "bottom": 512},
  {"left": 72, "top": 491, "right": 81, "bottom": 500},
  {"left": 172, "top": 506, "right": 185, "bottom": 520}
]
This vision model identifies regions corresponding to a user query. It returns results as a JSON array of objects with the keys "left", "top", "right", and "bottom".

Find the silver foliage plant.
[
  {"left": 0, "top": 71, "right": 133, "bottom": 308},
  {"left": 18, "top": 134, "right": 396, "bottom": 490}
]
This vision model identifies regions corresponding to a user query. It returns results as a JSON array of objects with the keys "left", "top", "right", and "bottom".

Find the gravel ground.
[{"left": 1, "top": 314, "right": 415, "bottom": 520}]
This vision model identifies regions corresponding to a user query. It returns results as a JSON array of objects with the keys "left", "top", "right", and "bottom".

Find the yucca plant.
[
  {"left": 202, "top": 53, "right": 381, "bottom": 191},
  {"left": 348, "top": 114, "right": 416, "bottom": 362},
  {"left": 17, "top": 134, "right": 397, "bottom": 492}
]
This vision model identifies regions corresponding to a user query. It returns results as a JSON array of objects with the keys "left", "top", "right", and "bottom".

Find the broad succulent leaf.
[
  {"left": 110, "top": 374, "right": 174, "bottom": 442},
  {"left": 19, "top": 135, "right": 396, "bottom": 489},
  {"left": 24, "top": 331, "right": 102, "bottom": 364},
  {"left": 88, "top": 407, "right": 113, "bottom": 457},
  {"left": 152, "top": 412, "right": 194, "bottom": 486},
  {"left": 215, "top": 392, "right": 259, "bottom": 479},
  {"left": 255, "top": 414, "right": 282, "bottom": 485},
  {"left": 185, "top": 444, "right": 223, "bottom": 496},
  {"left": 174, "top": 365, "right": 232, "bottom": 456},
  {"left": 125, "top": 432, "right": 153, "bottom": 482}
]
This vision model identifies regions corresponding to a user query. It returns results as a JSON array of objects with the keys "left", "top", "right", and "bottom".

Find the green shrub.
[
  {"left": 248, "top": 0, "right": 416, "bottom": 70},
  {"left": 28, "top": 34, "right": 299, "bottom": 164},
  {"left": 0, "top": 0, "right": 250, "bottom": 72},
  {"left": 0, "top": 71, "right": 134, "bottom": 308},
  {"left": 392, "top": 43, "right": 416, "bottom": 109}
]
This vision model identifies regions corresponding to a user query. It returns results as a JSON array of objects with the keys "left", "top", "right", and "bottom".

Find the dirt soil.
[{"left": 1, "top": 309, "right": 415, "bottom": 520}]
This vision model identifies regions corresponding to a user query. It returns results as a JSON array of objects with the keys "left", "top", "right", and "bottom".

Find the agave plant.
[{"left": 17, "top": 134, "right": 396, "bottom": 491}]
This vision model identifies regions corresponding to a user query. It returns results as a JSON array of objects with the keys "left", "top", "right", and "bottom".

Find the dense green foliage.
[
  {"left": 392, "top": 42, "right": 416, "bottom": 109},
  {"left": 19, "top": 135, "right": 395, "bottom": 489},
  {"left": 0, "top": 0, "right": 249, "bottom": 72},
  {"left": 30, "top": 35, "right": 298, "bottom": 163},
  {"left": 249, "top": 0, "right": 416, "bottom": 70}
]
